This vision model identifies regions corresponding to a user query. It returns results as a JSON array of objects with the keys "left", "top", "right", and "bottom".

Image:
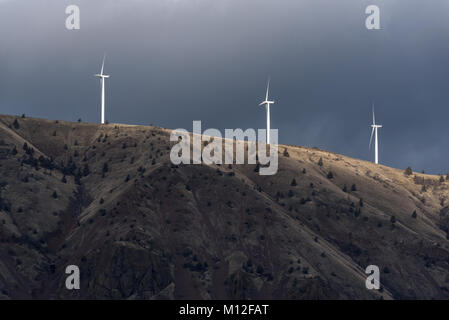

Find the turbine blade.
[
  {"left": 266, "top": 77, "right": 270, "bottom": 101},
  {"left": 101, "top": 54, "right": 106, "bottom": 75},
  {"left": 369, "top": 127, "right": 374, "bottom": 149},
  {"left": 372, "top": 104, "right": 376, "bottom": 125}
]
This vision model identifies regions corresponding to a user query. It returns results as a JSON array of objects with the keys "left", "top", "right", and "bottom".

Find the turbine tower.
[
  {"left": 369, "top": 106, "right": 382, "bottom": 164},
  {"left": 259, "top": 78, "right": 275, "bottom": 144},
  {"left": 94, "top": 55, "right": 110, "bottom": 124}
]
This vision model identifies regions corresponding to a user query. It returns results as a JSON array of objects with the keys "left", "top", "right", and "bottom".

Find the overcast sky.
[{"left": 1, "top": 0, "right": 449, "bottom": 173}]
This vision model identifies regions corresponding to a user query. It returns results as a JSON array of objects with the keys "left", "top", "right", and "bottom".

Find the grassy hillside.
[{"left": 0, "top": 114, "right": 448, "bottom": 299}]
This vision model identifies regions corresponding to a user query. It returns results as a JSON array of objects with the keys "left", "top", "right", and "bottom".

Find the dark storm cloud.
[{"left": 0, "top": 0, "right": 448, "bottom": 173}]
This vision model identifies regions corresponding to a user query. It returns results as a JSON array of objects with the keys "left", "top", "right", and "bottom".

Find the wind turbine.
[
  {"left": 259, "top": 78, "right": 275, "bottom": 144},
  {"left": 369, "top": 106, "right": 382, "bottom": 164},
  {"left": 94, "top": 55, "right": 110, "bottom": 124}
]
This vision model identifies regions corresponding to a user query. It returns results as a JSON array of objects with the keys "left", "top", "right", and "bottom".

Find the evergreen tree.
[{"left": 83, "top": 163, "right": 90, "bottom": 176}]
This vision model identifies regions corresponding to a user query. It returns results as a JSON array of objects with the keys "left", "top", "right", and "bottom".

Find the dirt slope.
[{"left": 0, "top": 114, "right": 448, "bottom": 299}]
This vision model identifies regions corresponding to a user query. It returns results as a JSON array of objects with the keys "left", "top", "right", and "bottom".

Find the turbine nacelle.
[
  {"left": 94, "top": 74, "right": 110, "bottom": 79},
  {"left": 259, "top": 100, "right": 274, "bottom": 106}
]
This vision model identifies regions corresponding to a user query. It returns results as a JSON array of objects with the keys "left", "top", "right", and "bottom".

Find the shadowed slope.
[{"left": 0, "top": 114, "right": 448, "bottom": 299}]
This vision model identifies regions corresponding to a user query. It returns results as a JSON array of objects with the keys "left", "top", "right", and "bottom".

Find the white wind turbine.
[
  {"left": 369, "top": 106, "right": 382, "bottom": 164},
  {"left": 94, "top": 55, "right": 110, "bottom": 124},
  {"left": 259, "top": 78, "right": 275, "bottom": 144}
]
